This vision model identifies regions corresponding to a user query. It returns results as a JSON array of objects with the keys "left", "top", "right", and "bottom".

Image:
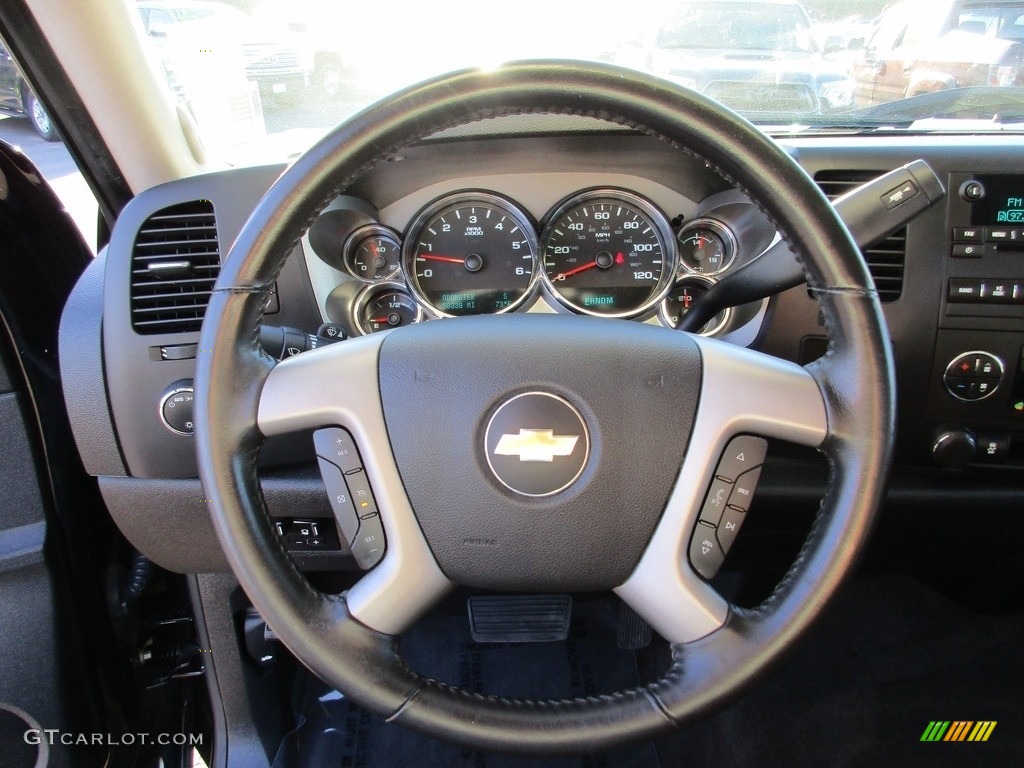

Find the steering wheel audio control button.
[
  {"left": 689, "top": 522, "right": 725, "bottom": 580},
  {"left": 350, "top": 514, "right": 386, "bottom": 569},
  {"left": 715, "top": 435, "right": 768, "bottom": 482},
  {"left": 698, "top": 478, "right": 734, "bottom": 527},
  {"left": 729, "top": 467, "right": 762, "bottom": 511},
  {"left": 716, "top": 507, "right": 745, "bottom": 553},
  {"left": 317, "top": 458, "right": 361, "bottom": 545},
  {"left": 313, "top": 427, "right": 362, "bottom": 474},
  {"left": 690, "top": 437, "right": 768, "bottom": 580}
]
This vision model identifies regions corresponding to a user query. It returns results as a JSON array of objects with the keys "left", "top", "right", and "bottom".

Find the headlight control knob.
[
  {"left": 160, "top": 380, "right": 194, "bottom": 436},
  {"left": 932, "top": 430, "right": 976, "bottom": 470}
]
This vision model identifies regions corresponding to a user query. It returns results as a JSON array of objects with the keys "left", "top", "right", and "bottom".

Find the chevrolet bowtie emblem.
[{"left": 493, "top": 429, "right": 579, "bottom": 462}]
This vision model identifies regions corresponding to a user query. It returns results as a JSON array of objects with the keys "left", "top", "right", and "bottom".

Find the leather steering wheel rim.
[{"left": 195, "top": 61, "right": 895, "bottom": 753}]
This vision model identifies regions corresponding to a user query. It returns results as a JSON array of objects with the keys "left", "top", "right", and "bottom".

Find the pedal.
[
  {"left": 617, "top": 601, "right": 653, "bottom": 650},
  {"left": 467, "top": 595, "right": 572, "bottom": 643}
]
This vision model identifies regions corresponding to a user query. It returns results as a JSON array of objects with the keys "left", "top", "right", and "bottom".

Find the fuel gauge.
[
  {"left": 677, "top": 219, "right": 736, "bottom": 276},
  {"left": 354, "top": 283, "right": 422, "bottom": 334}
]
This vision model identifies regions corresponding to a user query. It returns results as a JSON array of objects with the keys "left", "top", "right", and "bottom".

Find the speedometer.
[
  {"left": 403, "top": 191, "right": 538, "bottom": 316},
  {"left": 540, "top": 189, "right": 676, "bottom": 318}
]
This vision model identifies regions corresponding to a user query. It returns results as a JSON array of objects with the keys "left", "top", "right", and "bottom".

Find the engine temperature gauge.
[
  {"left": 354, "top": 283, "right": 422, "bottom": 334},
  {"left": 677, "top": 219, "right": 736, "bottom": 276},
  {"left": 660, "top": 279, "right": 730, "bottom": 336}
]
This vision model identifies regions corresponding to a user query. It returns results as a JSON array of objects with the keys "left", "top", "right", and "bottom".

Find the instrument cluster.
[{"left": 310, "top": 187, "right": 764, "bottom": 337}]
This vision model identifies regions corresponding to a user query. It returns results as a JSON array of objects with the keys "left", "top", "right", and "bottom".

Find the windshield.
[
  {"left": 656, "top": 3, "right": 816, "bottom": 53},
  {"left": 128, "top": 0, "right": 1024, "bottom": 165}
]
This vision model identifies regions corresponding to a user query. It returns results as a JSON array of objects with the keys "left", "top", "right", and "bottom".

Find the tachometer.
[
  {"left": 540, "top": 189, "right": 676, "bottom": 317},
  {"left": 403, "top": 191, "right": 538, "bottom": 316}
]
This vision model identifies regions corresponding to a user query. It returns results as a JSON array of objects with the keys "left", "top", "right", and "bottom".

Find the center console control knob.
[{"left": 932, "top": 430, "right": 976, "bottom": 470}]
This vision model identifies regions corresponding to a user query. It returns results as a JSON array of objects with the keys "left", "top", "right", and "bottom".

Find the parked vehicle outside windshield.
[
  {"left": 127, "top": 0, "right": 1024, "bottom": 166},
  {"left": 641, "top": 0, "right": 855, "bottom": 116},
  {"left": 853, "top": 0, "right": 1024, "bottom": 106}
]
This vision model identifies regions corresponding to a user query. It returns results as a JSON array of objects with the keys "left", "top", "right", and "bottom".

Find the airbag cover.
[{"left": 378, "top": 314, "right": 700, "bottom": 590}]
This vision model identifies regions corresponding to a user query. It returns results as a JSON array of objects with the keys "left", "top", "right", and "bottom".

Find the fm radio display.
[{"left": 970, "top": 176, "right": 1024, "bottom": 224}]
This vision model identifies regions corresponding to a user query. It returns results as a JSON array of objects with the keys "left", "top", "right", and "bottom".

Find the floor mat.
[
  {"left": 273, "top": 595, "right": 661, "bottom": 768},
  {"left": 656, "top": 574, "right": 1024, "bottom": 768}
]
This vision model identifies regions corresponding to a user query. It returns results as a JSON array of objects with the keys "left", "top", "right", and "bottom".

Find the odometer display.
[
  {"left": 403, "top": 191, "right": 538, "bottom": 316},
  {"left": 541, "top": 190, "right": 676, "bottom": 317}
]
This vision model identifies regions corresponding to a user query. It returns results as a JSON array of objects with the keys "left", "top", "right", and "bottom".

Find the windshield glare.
[
  {"left": 656, "top": 4, "right": 816, "bottom": 53},
  {"left": 127, "top": 0, "right": 1024, "bottom": 165}
]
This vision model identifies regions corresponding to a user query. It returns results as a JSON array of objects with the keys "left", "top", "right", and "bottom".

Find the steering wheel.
[{"left": 195, "top": 61, "right": 894, "bottom": 753}]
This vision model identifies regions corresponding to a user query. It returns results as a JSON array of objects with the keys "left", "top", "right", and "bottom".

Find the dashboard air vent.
[
  {"left": 814, "top": 170, "right": 906, "bottom": 302},
  {"left": 130, "top": 200, "right": 219, "bottom": 334}
]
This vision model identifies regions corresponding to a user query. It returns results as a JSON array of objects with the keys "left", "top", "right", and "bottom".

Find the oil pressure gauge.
[{"left": 344, "top": 225, "right": 402, "bottom": 282}]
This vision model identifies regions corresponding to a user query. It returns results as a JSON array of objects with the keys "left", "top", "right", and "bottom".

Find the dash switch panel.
[{"left": 689, "top": 435, "right": 767, "bottom": 580}]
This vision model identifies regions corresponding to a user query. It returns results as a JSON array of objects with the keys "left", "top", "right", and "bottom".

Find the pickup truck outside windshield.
[{"left": 129, "top": 0, "right": 1024, "bottom": 164}]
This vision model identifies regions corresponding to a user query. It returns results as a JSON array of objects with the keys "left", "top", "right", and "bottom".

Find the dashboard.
[{"left": 57, "top": 122, "right": 1024, "bottom": 575}]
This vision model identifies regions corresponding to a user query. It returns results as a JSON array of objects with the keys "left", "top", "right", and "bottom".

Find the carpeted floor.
[{"left": 657, "top": 574, "right": 1024, "bottom": 767}]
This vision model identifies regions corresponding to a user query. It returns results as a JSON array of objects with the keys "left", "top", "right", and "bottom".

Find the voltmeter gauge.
[{"left": 677, "top": 219, "right": 736, "bottom": 276}]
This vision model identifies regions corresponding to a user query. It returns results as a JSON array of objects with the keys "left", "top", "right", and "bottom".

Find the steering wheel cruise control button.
[
  {"left": 715, "top": 435, "right": 768, "bottom": 482},
  {"left": 313, "top": 427, "right": 362, "bottom": 474},
  {"left": 317, "top": 458, "right": 361, "bottom": 545},
  {"left": 350, "top": 514, "right": 386, "bottom": 569},
  {"left": 312, "top": 427, "right": 387, "bottom": 567},
  {"left": 344, "top": 470, "right": 379, "bottom": 518}
]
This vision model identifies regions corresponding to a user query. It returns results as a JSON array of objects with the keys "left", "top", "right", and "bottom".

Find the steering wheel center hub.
[
  {"left": 484, "top": 391, "right": 590, "bottom": 497},
  {"left": 377, "top": 314, "right": 701, "bottom": 591}
]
